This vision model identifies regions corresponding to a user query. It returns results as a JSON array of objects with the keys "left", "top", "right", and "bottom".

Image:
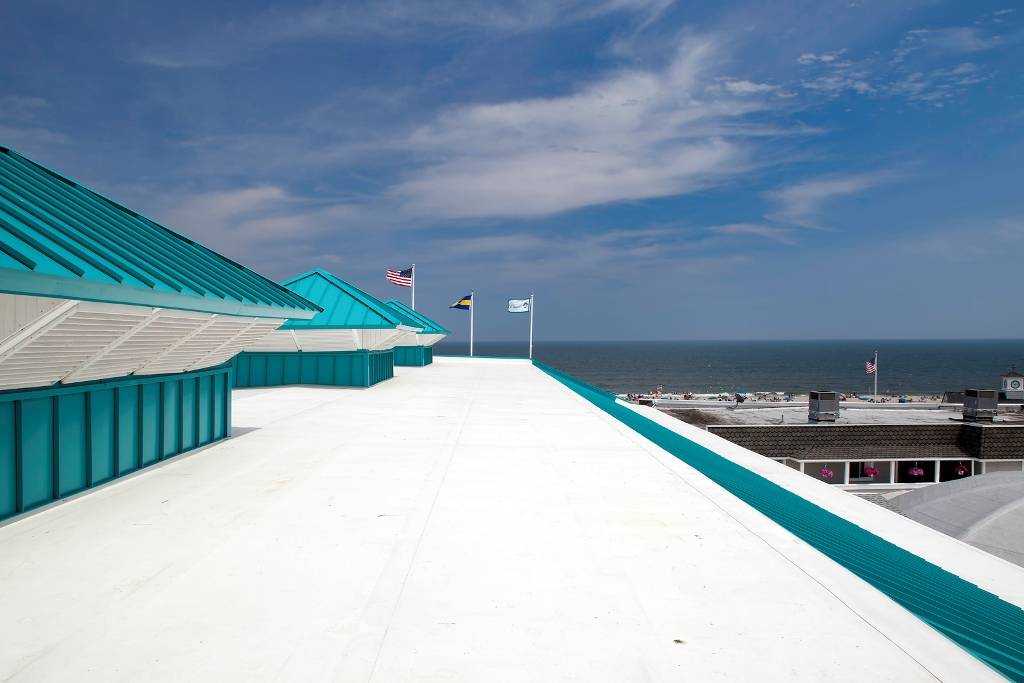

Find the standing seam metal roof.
[
  {"left": 0, "top": 147, "right": 319, "bottom": 319},
  {"left": 280, "top": 269, "right": 406, "bottom": 330},
  {"left": 383, "top": 299, "right": 449, "bottom": 335}
]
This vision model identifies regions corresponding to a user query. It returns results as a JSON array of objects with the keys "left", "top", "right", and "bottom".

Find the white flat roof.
[{"left": 0, "top": 358, "right": 1005, "bottom": 681}]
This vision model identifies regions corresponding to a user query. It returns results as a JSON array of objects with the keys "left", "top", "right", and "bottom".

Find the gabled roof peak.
[{"left": 280, "top": 268, "right": 403, "bottom": 330}]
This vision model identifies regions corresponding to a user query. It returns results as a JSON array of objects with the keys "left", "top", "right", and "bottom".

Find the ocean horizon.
[{"left": 433, "top": 339, "right": 1024, "bottom": 395}]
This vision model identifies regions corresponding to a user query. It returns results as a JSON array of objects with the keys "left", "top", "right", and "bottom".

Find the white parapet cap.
[{"left": 621, "top": 399, "right": 1024, "bottom": 609}]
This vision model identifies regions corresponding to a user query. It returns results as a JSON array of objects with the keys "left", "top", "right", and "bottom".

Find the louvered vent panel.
[
  {"left": 245, "top": 329, "right": 299, "bottom": 352},
  {"left": 191, "top": 318, "right": 284, "bottom": 369},
  {"left": 358, "top": 328, "right": 404, "bottom": 351},
  {"left": 0, "top": 309, "right": 148, "bottom": 390},
  {"left": 134, "top": 317, "right": 233, "bottom": 375},
  {"left": 63, "top": 313, "right": 211, "bottom": 384},
  {"left": 295, "top": 329, "right": 359, "bottom": 352}
]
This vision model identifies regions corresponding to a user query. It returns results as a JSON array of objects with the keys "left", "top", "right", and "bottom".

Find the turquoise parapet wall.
[
  {"left": 233, "top": 350, "right": 394, "bottom": 388},
  {"left": 0, "top": 365, "right": 231, "bottom": 522},
  {"left": 533, "top": 360, "right": 1024, "bottom": 681},
  {"left": 393, "top": 346, "right": 432, "bottom": 367}
]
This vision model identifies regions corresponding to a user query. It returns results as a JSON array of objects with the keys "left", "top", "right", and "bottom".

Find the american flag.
[
  {"left": 386, "top": 267, "right": 413, "bottom": 287},
  {"left": 865, "top": 358, "right": 876, "bottom": 375}
]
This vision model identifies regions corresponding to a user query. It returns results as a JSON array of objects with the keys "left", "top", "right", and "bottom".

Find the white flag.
[{"left": 508, "top": 299, "right": 530, "bottom": 313}]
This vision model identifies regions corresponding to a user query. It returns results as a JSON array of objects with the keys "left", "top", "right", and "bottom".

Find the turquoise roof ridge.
[
  {"left": 0, "top": 146, "right": 319, "bottom": 318},
  {"left": 280, "top": 269, "right": 408, "bottom": 330},
  {"left": 383, "top": 299, "right": 449, "bottom": 335}
]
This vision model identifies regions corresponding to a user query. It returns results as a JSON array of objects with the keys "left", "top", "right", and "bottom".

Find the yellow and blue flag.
[{"left": 450, "top": 293, "right": 472, "bottom": 310}]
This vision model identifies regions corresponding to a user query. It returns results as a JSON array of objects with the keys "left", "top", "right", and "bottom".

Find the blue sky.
[{"left": 2, "top": 0, "right": 1022, "bottom": 341}]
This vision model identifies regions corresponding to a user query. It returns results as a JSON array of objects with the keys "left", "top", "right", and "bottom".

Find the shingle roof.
[
  {"left": 383, "top": 299, "right": 450, "bottom": 335},
  {"left": 280, "top": 269, "right": 405, "bottom": 330},
  {"left": 0, "top": 147, "right": 319, "bottom": 319}
]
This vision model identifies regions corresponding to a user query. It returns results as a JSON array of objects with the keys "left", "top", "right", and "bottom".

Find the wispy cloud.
[
  {"left": 388, "top": 37, "right": 798, "bottom": 219},
  {"left": 765, "top": 172, "right": 894, "bottom": 228},
  {"left": 794, "top": 13, "right": 1014, "bottom": 106},
  {"left": 892, "top": 26, "right": 1008, "bottom": 65},
  {"left": 888, "top": 62, "right": 992, "bottom": 104},
  {"left": 150, "top": 186, "right": 356, "bottom": 275},
  {"left": 137, "top": 0, "right": 675, "bottom": 68},
  {"left": 706, "top": 222, "right": 796, "bottom": 244},
  {"left": 423, "top": 224, "right": 747, "bottom": 285}
]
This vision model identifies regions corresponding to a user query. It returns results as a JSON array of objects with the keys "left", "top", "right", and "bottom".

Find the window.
[
  {"left": 896, "top": 460, "right": 935, "bottom": 484},
  {"left": 849, "top": 461, "right": 890, "bottom": 484},
  {"left": 939, "top": 460, "right": 973, "bottom": 482}
]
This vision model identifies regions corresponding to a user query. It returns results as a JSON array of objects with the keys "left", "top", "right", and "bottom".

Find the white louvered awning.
[
  {"left": 0, "top": 293, "right": 283, "bottom": 390},
  {"left": 245, "top": 326, "right": 420, "bottom": 353}
]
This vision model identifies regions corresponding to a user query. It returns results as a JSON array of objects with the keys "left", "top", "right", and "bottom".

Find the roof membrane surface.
[{"left": 0, "top": 358, "right": 1010, "bottom": 681}]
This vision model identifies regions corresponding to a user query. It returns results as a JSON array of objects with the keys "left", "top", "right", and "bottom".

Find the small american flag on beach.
[
  {"left": 865, "top": 358, "right": 877, "bottom": 375},
  {"left": 386, "top": 267, "right": 413, "bottom": 287}
]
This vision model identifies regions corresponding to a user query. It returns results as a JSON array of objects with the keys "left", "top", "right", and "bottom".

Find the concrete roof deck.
[{"left": 0, "top": 357, "right": 1013, "bottom": 681}]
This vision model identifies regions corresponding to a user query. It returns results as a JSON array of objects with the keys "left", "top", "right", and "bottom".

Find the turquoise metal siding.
[
  {"left": 534, "top": 361, "right": 1024, "bottom": 681},
  {"left": 233, "top": 350, "right": 394, "bottom": 388},
  {"left": 0, "top": 147, "right": 318, "bottom": 319},
  {"left": 393, "top": 345, "right": 433, "bottom": 366},
  {"left": 0, "top": 365, "right": 231, "bottom": 521}
]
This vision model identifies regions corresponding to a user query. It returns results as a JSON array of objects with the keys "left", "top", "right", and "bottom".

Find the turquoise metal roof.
[
  {"left": 383, "top": 299, "right": 450, "bottom": 335},
  {"left": 0, "top": 147, "right": 319, "bottom": 319},
  {"left": 280, "top": 269, "right": 407, "bottom": 330}
]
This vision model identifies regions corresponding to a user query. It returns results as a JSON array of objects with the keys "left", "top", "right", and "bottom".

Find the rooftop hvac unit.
[
  {"left": 963, "top": 389, "right": 998, "bottom": 422},
  {"left": 809, "top": 390, "right": 839, "bottom": 422}
]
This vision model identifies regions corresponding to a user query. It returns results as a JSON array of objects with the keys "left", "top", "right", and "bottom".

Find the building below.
[
  {"left": 704, "top": 421, "right": 1024, "bottom": 487},
  {"left": 2, "top": 358, "right": 1023, "bottom": 680}
]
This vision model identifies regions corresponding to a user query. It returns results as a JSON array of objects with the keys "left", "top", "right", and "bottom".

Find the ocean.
[{"left": 432, "top": 339, "right": 1024, "bottom": 395}]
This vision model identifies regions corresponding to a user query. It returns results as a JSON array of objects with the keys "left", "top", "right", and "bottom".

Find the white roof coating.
[
  {"left": 0, "top": 357, "right": 1010, "bottom": 681},
  {"left": 894, "top": 471, "right": 1024, "bottom": 567}
]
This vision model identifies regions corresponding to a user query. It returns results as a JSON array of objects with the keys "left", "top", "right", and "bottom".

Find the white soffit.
[{"left": 0, "top": 294, "right": 283, "bottom": 390}]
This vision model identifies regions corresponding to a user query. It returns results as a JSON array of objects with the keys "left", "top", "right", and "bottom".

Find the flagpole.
[
  {"left": 528, "top": 293, "right": 534, "bottom": 360},
  {"left": 469, "top": 291, "right": 475, "bottom": 357},
  {"left": 411, "top": 263, "right": 416, "bottom": 311},
  {"left": 874, "top": 350, "right": 879, "bottom": 400}
]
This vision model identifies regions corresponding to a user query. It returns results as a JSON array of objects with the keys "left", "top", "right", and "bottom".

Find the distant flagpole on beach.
[
  {"left": 865, "top": 351, "right": 879, "bottom": 399},
  {"left": 411, "top": 263, "right": 416, "bottom": 310}
]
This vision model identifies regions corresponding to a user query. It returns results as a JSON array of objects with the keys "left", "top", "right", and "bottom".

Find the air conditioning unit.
[
  {"left": 963, "top": 389, "right": 998, "bottom": 422},
  {"left": 809, "top": 390, "right": 839, "bottom": 422}
]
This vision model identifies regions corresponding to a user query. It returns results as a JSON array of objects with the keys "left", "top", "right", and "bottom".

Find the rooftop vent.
[
  {"left": 809, "top": 390, "right": 839, "bottom": 422},
  {"left": 963, "top": 389, "right": 998, "bottom": 422}
]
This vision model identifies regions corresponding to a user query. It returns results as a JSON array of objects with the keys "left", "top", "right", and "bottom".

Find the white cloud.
[
  {"left": 721, "top": 80, "right": 780, "bottom": 95},
  {"left": 887, "top": 62, "right": 991, "bottom": 105},
  {"left": 0, "top": 95, "right": 49, "bottom": 121},
  {"left": 706, "top": 223, "right": 796, "bottom": 244},
  {"left": 388, "top": 38, "right": 792, "bottom": 219},
  {"left": 765, "top": 172, "right": 893, "bottom": 227},
  {"left": 151, "top": 186, "right": 356, "bottom": 275},
  {"left": 797, "top": 50, "right": 846, "bottom": 65},
  {"left": 138, "top": 0, "right": 675, "bottom": 68}
]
